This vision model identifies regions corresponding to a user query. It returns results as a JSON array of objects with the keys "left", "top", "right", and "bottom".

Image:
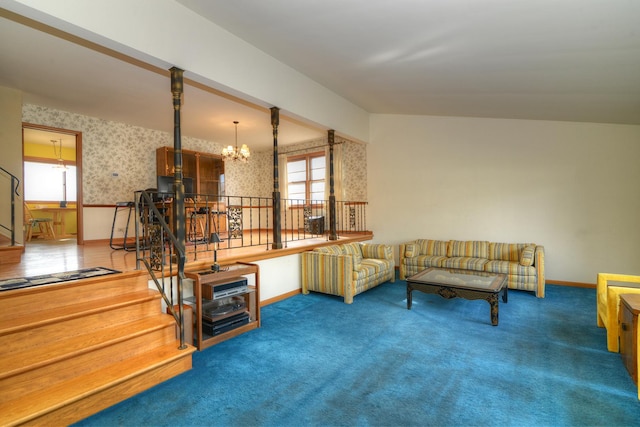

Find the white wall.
[
  {"left": 368, "top": 114, "right": 640, "bottom": 284},
  {"left": 254, "top": 255, "right": 302, "bottom": 302},
  {"left": 5, "top": 0, "right": 370, "bottom": 143},
  {"left": 0, "top": 86, "right": 24, "bottom": 241}
]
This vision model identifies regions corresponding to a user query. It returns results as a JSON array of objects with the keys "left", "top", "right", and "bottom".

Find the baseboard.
[
  {"left": 261, "top": 289, "right": 301, "bottom": 307},
  {"left": 546, "top": 279, "right": 595, "bottom": 289}
]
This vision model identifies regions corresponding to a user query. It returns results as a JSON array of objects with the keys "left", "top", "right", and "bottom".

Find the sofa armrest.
[
  {"left": 597, "top": 273, "right": 640, "bottom": 314},
  {"left": 399, "top": 241, "right": 417, "bottom": 280},
  {"left": 535, "top": 245, "right": 545, "bottom": 298},
  {"left": 301, "top": 251, "right": 355, "bottom": 303}
]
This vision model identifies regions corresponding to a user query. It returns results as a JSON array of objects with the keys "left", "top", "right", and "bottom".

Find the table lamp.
[{"left": 210, "top": 232, "right": 222, "bottom": 272}]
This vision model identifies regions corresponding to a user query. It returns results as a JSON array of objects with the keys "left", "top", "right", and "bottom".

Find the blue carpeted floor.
[{"left": 74, "top": 281, "right": 639, "bottom": 426}]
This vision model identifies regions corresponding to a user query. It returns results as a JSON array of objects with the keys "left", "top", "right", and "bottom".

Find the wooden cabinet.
[
  {"left": 185, "top": 263, "right": 260, "bottom": 350},
  {"left": 620, "top": 294, "right": 640, "bottom": 384},
  {"left": 156, "top": 147, "right": 224, "bottom": 197}
]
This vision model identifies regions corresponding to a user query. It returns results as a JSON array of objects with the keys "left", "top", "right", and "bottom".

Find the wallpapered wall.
[{"left": 22, "top": 104, "right": 367, "bottom": 205}]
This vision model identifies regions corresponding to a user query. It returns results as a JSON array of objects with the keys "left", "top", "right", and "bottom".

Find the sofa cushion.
[
  {"left": 485, "top": 260, "right": 536, "bottom": 276},
  {"left": 441, "top": 257, "right": 488, "bottom": 272},
  {"left": 315, "top": 245, "right": 343, "bottom": 256},
  {"left": 342, "top": 242, "right": 362, "bottom": 257},
  {"left": 520, "top": 245, "right": 536, "bottom": 267},
  {"left": 352, "top": 263, "right": 378, "bottom": 280},
  {"left": 405, "top": 255, "right": 447, "bottom": 269},
  {"left": 488, "top": 243, "right": 526, "bottom": 262},
  {"left": 404, "top": 243, "right": 418, "bottom": 258},
  {"left": 417, "top": 239, "right": 448, "bottom": 256},
  {"left": 353, "top": 258, "right": 394, "bottom": 280},
  {"left": 342, "top": 243, "right": 364, "bottom": 269},
  {"left": 361, "top": 243, "right": 392, "bottom": 260},
  {"left": 361, "top": 258, "right": 389, "bottom": 273},
  {"left": 447, "top": 240, "right": 489, "bottom": 259}
]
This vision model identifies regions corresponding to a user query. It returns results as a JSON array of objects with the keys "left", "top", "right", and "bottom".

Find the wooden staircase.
[{"left": 0, "top": 270, "right": 195, "bottom": 426}]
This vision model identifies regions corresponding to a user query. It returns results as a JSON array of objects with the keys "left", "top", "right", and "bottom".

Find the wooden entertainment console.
[{"left": 185, "top": 262, "right": 260, "bottom": 350}]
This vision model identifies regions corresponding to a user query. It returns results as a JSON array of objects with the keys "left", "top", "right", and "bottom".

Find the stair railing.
[
  {"left": 0, "top": 166, "right": 21, "bottom": 246},
  {"left": 134, "top": 189, "right": 188, "bottom": 350}
]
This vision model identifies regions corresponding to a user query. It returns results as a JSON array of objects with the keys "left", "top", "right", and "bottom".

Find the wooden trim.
[
  {"left": 23, "top": 123, "right": 84, "bottom": 244},
  {"left": 546, "top": 279, "right": 596, "bottom": 289},
  {"left": 288, "top": 204, "right": 325, "bottom": 210},
  {"left": 24, "top": 155, "right": 77, "bottom": 166},
  {"left": 286, "top": 150, "right": 324, "bottom": 161},
  {"left": 261, "top": 289, "right": 301, "bottom": 307}
]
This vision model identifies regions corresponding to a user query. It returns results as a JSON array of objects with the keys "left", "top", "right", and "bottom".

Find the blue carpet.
[{"left": 74, "top": 282, "right": 639, "bottom": 426}]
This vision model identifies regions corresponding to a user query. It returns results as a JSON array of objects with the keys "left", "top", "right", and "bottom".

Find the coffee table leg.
[
  {"left": 502, "top": 286, "right": 508, "bottom": 303},
  {"left": 489, "top": 294, "right": 499, "bottom": 326},
  {"left": 407, "top": 284, "right": 413, "bottom": 310}
]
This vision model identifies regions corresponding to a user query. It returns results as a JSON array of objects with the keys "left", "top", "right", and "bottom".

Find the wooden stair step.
[
  {"left": 0, "top": 317, "right": 178, "bottom": 403},
  {"left": 0, "top": 271, "right": 149, "bottom": 319},
  {"left": 0, "top": 315, "right": 175, "bottom": 383},
  {"left": 0, "top": 245, "right": 23, "bottom": 265},
  {"left": 0, "top": 289, "right": 161, "bottom": 342},
  {"left": 0, "top": 342, "right": 196, "bottom": 427}
]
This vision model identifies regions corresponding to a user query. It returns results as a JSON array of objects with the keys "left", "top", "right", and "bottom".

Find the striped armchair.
[{"left": 301, "top": 242, "right": 395, "bottom": 304}]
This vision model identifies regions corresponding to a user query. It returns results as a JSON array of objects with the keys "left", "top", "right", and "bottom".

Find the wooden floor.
[{"left": 0, "top": 232, "right": 371, "bottom": 280}]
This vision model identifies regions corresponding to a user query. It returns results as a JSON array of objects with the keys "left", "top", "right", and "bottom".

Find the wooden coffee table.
[{"left": 407, "top": 267, "right": 507, "bottom": 326}]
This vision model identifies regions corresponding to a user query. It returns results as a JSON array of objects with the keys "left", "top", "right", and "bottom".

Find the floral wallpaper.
[
  {"left": 341, "top": 139, "right": 367, "bottom": 201},
  {"left": 22, "top": 104, "right": 367, "bottom": 204}
]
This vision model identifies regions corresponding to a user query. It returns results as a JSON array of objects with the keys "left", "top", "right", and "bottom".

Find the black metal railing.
[
  {"left": 135, "top": 192, "right": 369, "bottom": 255},
  {"left": 134, "top": 190, "right": 188, "bottom": 350},
  {"left": 0, "top": 166, "right": 21, "bottom": 246},
  {"left": 141, "top": 193, "right": 368, "bottom": 250}
]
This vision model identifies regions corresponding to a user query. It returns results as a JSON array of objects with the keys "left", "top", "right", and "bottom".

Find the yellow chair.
[{"left": 597, "top": 273, "right": 640, "bottom": 352}]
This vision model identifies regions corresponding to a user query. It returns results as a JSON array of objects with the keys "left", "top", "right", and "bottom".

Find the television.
[{"left": 157, "top": 176, "right": 194, "bottom": 198}]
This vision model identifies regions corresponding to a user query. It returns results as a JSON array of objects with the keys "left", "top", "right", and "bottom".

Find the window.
[
  {"left": 287, "top": 153, "right": 325, "bottom": 202},
  {"left": 24, "top": 161, "right": 77, "bottom": 202}
]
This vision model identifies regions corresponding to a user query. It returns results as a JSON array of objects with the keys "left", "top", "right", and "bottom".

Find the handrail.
[
  {"left": 134, "top": 190, "right": 187, "bottom": 350},
  {"left": 0, "top": 166, "right": 21, "bottom": 246}
]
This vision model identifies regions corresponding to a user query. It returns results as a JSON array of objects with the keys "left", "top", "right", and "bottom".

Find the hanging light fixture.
[
  {"left": 51, "top": 139, "right": 67, "bottom": 170},
  {"left": 221, "top": 121, "right": 250, "bottom": 162}
]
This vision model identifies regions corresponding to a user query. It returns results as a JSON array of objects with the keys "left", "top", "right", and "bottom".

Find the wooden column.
[
  {"left": 271, "top": 107, "right": 283, "bottom": 249},
  {"left": 328, "top": 130, "right": 338, "bottom": 240},
  {"left": 170, "top": 66, "right": 187, "bottom": 349}
]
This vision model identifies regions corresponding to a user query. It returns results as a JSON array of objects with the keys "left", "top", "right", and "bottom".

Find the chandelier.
[
  {"left": 221, "top": 121, "right": 250, "bottom": 162},
  {"left": 51, "top": 139, "right": 67, "bottom": 170}
]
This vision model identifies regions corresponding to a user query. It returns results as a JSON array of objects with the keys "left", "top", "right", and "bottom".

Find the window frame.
[{"left": 286, "top": 151, "right": 326, "bottom": 206}]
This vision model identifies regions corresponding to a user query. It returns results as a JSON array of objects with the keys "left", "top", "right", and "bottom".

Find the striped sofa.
[
  {"left": 399, "top": 239, "right": 546, "bottom": 298},
  {"left": 301, "top": 242, "right": 395, "bottom": 304}
]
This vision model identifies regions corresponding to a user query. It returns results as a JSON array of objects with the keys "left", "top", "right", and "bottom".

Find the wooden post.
[
  {"left": 328, "top": 130, "right": 338, "bottom": 240},
  {"left": 170, "top": 66, "right": 187, "bottom": 350},
  {"left": 271, "top": 107, "right": 283, "bottom": 249}
]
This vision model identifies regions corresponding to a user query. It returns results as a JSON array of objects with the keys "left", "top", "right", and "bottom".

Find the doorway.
[{"left": 22, "top": 124, "right": 83, "bottom": 244}]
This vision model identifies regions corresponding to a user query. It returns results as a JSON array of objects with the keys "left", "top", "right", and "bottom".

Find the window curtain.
[{"left": 325, "top": 142, "right": 344, "bottom": 201}]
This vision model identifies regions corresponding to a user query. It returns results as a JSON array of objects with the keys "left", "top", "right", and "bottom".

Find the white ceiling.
[
  {"left": 0, "top": 8, "right": 325, "bottom": 151},
  {"left": 179, "top": 0, "right": 640, "bottom": 125},
  {"left": 1, "top": 1, "right": 639, "bottom": 154}
]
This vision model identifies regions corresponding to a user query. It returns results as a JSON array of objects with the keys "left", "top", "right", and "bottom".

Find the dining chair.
[{"left": 23, "top": 202, "right": 56, "bottom": 241}]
